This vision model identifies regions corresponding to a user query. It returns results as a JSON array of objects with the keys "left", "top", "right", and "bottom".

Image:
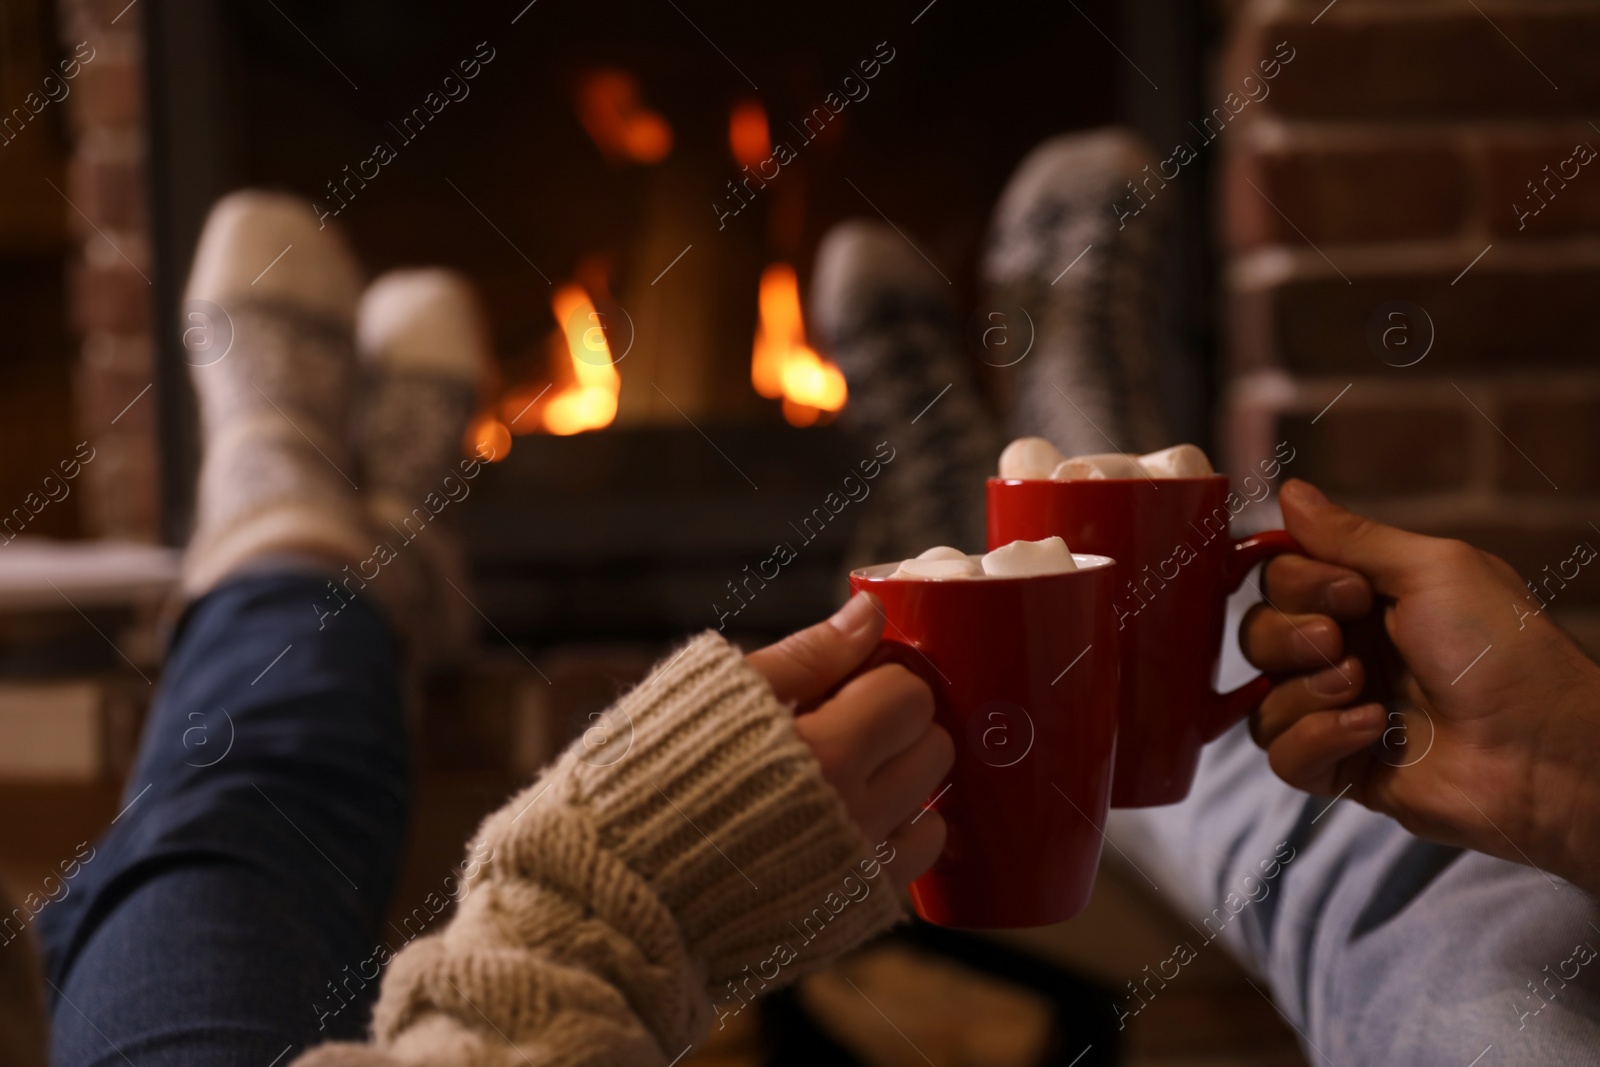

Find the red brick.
[
  {"left": 78, "top": 430, "right": 160, "bottom": 542},
  {"left": 1557, "top": 608, "right": 1600, "bottom": 660},
  {"left": 75, "top": 355, "right": 153, "bottom": 435},
  {"left": 82, "top": 331, "right": 153, "bottom": 375},
  {"left": 1248, "top": 398, "right": 1474, "bottom": 498},
  {"left": 70, "top": 258, "right": 151, "bottom": 334},
  {"left": 1219, "top": 380, "right": 1283, "bottom": 491},
  {"left": 67, "top": 54, "right": 143, "bottom": 132},
  {"left": 56, "top": 0, "right": 142, "bottom": 35},
  {"left": 56, "top": 32, "right": 137, "bottom": 81},
  {"left": 1222, "top": 6, "right": 1600, "bottom": 120},
  {"left": 1230, "top": 264, "right": 1600, "bottom": 375},
  {"left": 67, "top": 140, "right": 144, "bottom": 230},
  {"left": 1486, "top": 135, "right": 1600, "bottom": 239},
  {"left": 1495, "top": 394, "right": 1600, "bottom": 496},
  {"left": 1408, "top": 519, "right": 1600, "bottom": 606},
  {"left": 1224, "top": 136, "right": 1469, "bottom": 251}
]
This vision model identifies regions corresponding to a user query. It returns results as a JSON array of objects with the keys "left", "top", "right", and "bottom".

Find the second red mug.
[
  {"left": 987, "top": 475, "right": 1298, "bottom": 807},
  {"left": 849, "top": 555, "right": 1119, "bottom": 928}
]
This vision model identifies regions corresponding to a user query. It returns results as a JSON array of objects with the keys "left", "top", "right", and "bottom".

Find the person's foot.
[
  {"left": 981, "top": 128, "right": 1172, "bottom": 456},
  {"left": 181, "top": 191, "right": 370, "bottom": 597},
  {"left": 355, "top": 269, "right": 492, "bottom": 660},
  {"left": 811, "top": 221, "right": 1000, "bottom": 561}
]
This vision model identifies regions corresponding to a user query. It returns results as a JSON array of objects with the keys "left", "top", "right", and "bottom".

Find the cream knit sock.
[
  {"left": 296, "top": 633, "right": 906, "bottom": 1067},
  {"left": 182, "top": 191, "right": 372, "bottom": 597},
  {"left": 354, "top": 269, "right": 491, "bottom": 660}
]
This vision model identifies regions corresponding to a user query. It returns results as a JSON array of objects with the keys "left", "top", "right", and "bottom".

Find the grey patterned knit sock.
[
  {"left": 982, "top": 129, "right": 1174, "bottom": 456},
  {"left": 355, "top": 269, "right": 491, "bottom": 660},
  {"left": 811, "top": 221, "right": 1001, "bottom": 562}
]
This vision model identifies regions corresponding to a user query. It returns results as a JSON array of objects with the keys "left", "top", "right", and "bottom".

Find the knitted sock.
[
  {"left": 354, "top": 269, "right": 491, "bottom": 661},
  {"left": 982, "top": 129, "right": 1173, "bottom": 456},
  {"left": 811, "top": 220, "right": 1001, "bottom": 562},
  {"left": 181, "top": 191, "right": 371, "bottom": 598},
  {"left": 295, "top": 633, "right": 905, "bottom": 1067}
]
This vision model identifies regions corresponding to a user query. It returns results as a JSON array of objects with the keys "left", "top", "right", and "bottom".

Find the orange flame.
[
  {"left": 729, "top": 99, "right": 770, "bottom": 168},
  {"left": 751, "top": 263, "right": 846, "bottom": 427},
  {"left": 576, "top": 70, "right": 673, "bottom": 165},
  {"left": 543, "top": 284, "right": 621, "bottom": 435},
  {"left": 467, "top": 412, "right": 512, "bottom": 462}
]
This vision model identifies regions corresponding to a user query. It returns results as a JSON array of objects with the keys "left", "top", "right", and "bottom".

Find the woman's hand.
[
  {"left": 1243, "top": 479, "right": 1600, "bottom": 895},
  {"left": 746, "top": 594, "right": 953, "bottom": 891}
]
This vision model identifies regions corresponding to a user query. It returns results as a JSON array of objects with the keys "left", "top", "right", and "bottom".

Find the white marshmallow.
[
  {"left": 1138, "top": 443, "right": 1213, "bottom": 479},
  {"left": 915, "top": 546, "right": 970, "bottom": 561},
  {"left": 890, "top": 556, "right": 984, "bottom": 580},
  {"left": 998, "top": 436, "right": 1066, "bottom": 480},
  {"left": 1048, "top": 453, "right": 1146, "bottom": 480},
  {"left": 981, "top": 536, "right": 1078, "bottom": 577}
]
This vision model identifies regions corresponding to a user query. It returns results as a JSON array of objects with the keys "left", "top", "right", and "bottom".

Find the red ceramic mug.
[
  {"left": 987, "top": 476, "right": 1300, "bottom": 808},
  {"left": 848, "top": 554, "right": 1119, "bottom": 928}
]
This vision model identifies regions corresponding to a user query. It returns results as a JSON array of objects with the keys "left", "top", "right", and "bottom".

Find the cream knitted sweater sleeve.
[{"left": 295, "top": 632, "right": 907, "bottom": 1067}]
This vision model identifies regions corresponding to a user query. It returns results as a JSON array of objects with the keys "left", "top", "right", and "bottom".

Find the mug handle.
[{"left": 1200, "top": 529, "right": 1304, "bottom": 742}]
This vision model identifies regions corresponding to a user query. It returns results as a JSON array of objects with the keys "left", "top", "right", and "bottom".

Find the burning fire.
[
  {"left": 467, "top": 412, "right": 512, "bottom": 462},
  {"left": 729, "top": 99, "right": 770, "bottom": 168},
  {"left": 577, "top": 70, "right": 673, "bottom": 165},
  {"left": 751, "top": 263, "right": 847, "bottom": 427},
  {"left": 542, "top": 284, "right": 621, "bottom": 435},
  {"left": 481, "top": 279, "right": 622, "bottom": 452}
]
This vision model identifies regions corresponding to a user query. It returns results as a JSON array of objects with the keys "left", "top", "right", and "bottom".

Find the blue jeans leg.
[{"left": 36, "top": 571, "right": 410, "bottom": 1066}]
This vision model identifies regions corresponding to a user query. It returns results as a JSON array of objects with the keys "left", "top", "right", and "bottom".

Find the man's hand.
[
  {"left": 746, "top": 593, "right": 953, "bottom": 891},
  {"left": 1243, "top": 479, "right": 1600, "bottom": 894}
]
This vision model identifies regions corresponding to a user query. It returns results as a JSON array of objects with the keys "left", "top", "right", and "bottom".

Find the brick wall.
[
  {"left": 1217, "top": 0, "right": 1600, "bottom": 652},
  {"left": 58, "top": 0, "right": 160, "bottom": 542}
]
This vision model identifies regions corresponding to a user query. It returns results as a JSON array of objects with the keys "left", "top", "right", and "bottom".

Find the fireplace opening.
[{"left": 143, "top": 0, "right": 1211, "bottom": 642}]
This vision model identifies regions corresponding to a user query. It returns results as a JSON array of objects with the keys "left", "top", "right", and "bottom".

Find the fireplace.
[{"left": 130, "top": 0, "right": 1212, "bottom": 642}]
